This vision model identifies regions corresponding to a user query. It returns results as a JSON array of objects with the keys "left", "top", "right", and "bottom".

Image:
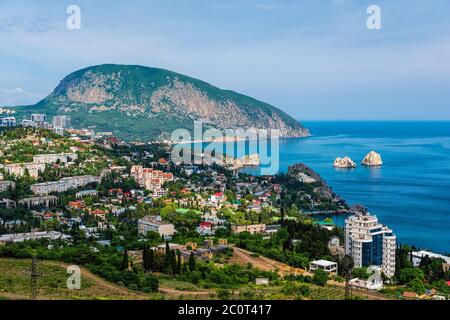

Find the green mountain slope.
[{"left": 13, "top": 64, "right": 309, "bottom": 141}]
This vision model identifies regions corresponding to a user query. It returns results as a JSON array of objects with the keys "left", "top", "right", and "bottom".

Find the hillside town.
[{"left": 0, "top": 114, "right": 449, "bottom": 301}]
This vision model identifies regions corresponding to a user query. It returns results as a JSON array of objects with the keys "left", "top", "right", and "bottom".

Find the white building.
[
  {"left": 0, "top": 116, "right": 16, "bottom": 127},
  {"left": 33, "top": 153, "right": 78, "bottom": 164},
  {"left": 349, "top": 266, "right": 384, "bottom": 290},
  {"left": 345, "top": 212, "right": 396, "bottom": 278},
  {"left": 138, "top": 215, "right": 175, "bottom": 238},
  {"left": 0, "top": 181, "right": 15, "bottom": 192},
  {"left": 31, "top": 114, "right": 47, "bottom": 123},
  {"left": 0, "top": 231, "right": 70, "bottom": 244},
  {"left": 4, "top": 163, "right": 46, "bottom": 178},
  {"left": 52, "top": 116, "right": 71, "bottom": 128},
  {"left": 411, "top": 250, "right": 450, "bottom": 267},
  {"left": 31, "top": 175, "right": 101, "bottom": 196},
  {"left": 309, "top": 259, "right": 338, "bottom": 274}
]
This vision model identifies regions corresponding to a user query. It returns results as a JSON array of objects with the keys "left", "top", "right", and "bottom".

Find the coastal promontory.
[
  {"left": 362, "top": 151, "right": 383, "bottom": 166},
  {"left": 333, "top": 157, "right": 357, "bottom": 168}
]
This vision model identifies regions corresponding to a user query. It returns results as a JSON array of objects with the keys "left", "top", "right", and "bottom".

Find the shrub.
[{"left": 312, "top": 269, "right": 328, "bottom": 286}]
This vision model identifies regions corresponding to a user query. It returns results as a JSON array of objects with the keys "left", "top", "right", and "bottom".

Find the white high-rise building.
[
  {"left": 31, "top": 114, "right": 47, "bottom": 123},
  {"left": 52, "top": 116, "right": 71, "bottom": 128},
  {"left": 345, "top": 212, "right": 396, "bottom": 278},
  {"left": 0, "top": 116, "right": 16, "bottom": 127}
]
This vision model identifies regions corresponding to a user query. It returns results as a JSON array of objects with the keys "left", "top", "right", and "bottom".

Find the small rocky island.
[
  {"left": 333, "top": 156, "right": 357, "bottom": 168},
  {"left": 362, "top": 151, "right": 383, "bottom": 166}
]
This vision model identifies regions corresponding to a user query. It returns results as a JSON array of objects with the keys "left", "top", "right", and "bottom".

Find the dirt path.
[
  {"left": 230, "top": 247, "right": 306, "bottom": 276},
  {"left": 158, "top": 287, "right": 211, "bottom": 298}
]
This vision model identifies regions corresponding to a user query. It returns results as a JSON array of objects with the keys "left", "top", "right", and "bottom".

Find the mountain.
[{"left": 12, "top": 64, "right": 310, "bottom": 141}]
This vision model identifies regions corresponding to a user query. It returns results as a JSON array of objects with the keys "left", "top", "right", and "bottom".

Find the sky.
[{"left": 0, "top": 0, "right": 449, "bottom": 120}]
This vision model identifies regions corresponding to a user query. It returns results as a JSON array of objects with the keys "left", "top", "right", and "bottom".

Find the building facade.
[
  {"left": 345, "top": 212, "right": 396, "bottom": 278},
  {"left": 4, "top": 163, "right": 46, "bottom": 178},
  {"left": 130, "top": 165, "right": 173, "bottom": 195},
  {"left": 52, "top": 116, "right": 71, "bottom": 128},
  {"left": 0, "top": 181, "right": 15, "bottom": 193},
  {"left": 138, "top": 215, "right": 175, "bottom": 238},
  {"left": 33, "top": 153, "right": 78, "bottom": 164},
  {"left": 232, "top": 224, "right": 266, "bottom": 235},
  {"left": 0, "top": 116, "right": 16, "bottom": 127},
  {"left": 30, "top": 175, "right": 101, "bottom": 196}
]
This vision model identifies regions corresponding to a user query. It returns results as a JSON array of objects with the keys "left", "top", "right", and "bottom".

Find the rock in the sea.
[
  {"left": 333, "top": 157, "right": 357, "bottom": 168},
  {"left": 362, "top": 151, "right": 383, "bottom": 166}
]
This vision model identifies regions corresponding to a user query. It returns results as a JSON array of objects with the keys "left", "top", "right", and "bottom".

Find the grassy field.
[
  {"left": 0, "top": 258, "right": 160, "bottom": 300},
  {"left": 0, "top": 258, "right": 391, "bottom": 300}
]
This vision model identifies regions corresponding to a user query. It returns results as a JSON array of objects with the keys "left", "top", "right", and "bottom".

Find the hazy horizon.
[{"left": 1, "top": 0, "right": 449, "bottom": 120}]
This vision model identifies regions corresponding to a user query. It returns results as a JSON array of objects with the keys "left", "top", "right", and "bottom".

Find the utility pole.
[
  {"left": 345, "top": 272, "right": 350, "bottom": 300},
  {"left": 26, "top": 255, "right": 41, "bottom": 300},
  {"left": 342, "top": 255, "right": 354, "bottom": 300}
]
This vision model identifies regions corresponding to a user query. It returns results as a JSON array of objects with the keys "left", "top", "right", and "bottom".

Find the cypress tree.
[
  {"left": 170, "top": 250, "right": 177, "bottom": 275},
  {"left": 176, "top": 251, "right": 182, "bottom": 275},
  {"left": 188, "top": 252, "right": 196, "bottom": 272},
  {"left": 121, "top": 250, "right": 129, "bottom": 271},
  {"left": 148, "top": 249, "right": 155, "bottom": 272}
]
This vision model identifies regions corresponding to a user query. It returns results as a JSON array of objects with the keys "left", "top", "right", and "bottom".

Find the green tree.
[
  {"left": 188, "top": 252, "right": 196, "bottom": 272},
  {"left": 399, "top": 268, "right": 424, "bottom": 284},
  {"left": 176, "top": 250, "right": 182, "bottom": 274},
  {"left": 312, "top": 269, "right": 328, "bottom": 286},
  {"left": 352, "top": 267, "right": 370, "bottom": 280},
  {"left": 143, "top": 247, "right": 154, "bottom": 273},
  {"left": 121, "top": 250, "right": 129, "bottom": 271},
  {"left": 408, "top": 278, "right": 426, "bottom": 293}
]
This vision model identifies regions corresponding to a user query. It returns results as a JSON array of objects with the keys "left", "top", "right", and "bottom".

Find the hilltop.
[{"left": 12, "top": 64, "right": 310, "bottom": 141}]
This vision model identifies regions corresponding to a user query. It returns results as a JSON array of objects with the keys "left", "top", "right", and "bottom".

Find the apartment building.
[
  {"left": 345, "top": 212, "right": 396, "bottom": 278},
  {"left": 52, "top": 116, "right": 71, "bottom": 128},
  {"left": 0, "top": 181, "right": 15, "bottom": 192},
  {"left": 4, "top": 163, "right": 46, "bottom": 178},
  {"left": 232, "top": 224, "right": 266, "bottom": 235},
  {"left": 31, "top": 114, "right": 47, "bottom": 123},
  {"left": 138, "top": 215, "right": 175, "bottom": 238},
  {"left": 131, "top": 165, "right": 174, "bottom": 192},
  {"left": 33, "top": 153, "right": 78, "bottom": 164},
  {"left": 0, "top": 116, "right": 16, "bottom": 127},
  {"left": 31, "top": 175, "right": 101, "bottom": 196}
]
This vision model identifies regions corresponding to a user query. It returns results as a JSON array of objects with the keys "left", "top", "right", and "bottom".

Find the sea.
[{"left": 228, "top": 121, "right": 450, "bottom": 254}]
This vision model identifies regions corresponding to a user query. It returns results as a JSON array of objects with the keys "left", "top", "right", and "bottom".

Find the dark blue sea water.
[{"left": 240, "top": 121, "right": 450, "bottom": 254}]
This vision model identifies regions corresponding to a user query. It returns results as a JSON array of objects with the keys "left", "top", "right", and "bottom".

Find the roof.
[{"left": 310, "top": 259, "right": 337, "bottom": 267}]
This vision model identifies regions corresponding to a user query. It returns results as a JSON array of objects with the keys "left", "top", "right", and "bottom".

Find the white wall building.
[
  {"left": 411, "top": 251, "right": 450, "bottom": 267},
  {"left": 4, "top": 163, "right": 46, "bottom": 178},
  {"left": 345, "top": 212, "right": 396, "bottom": 278},
  {"left": 52, "top": 116, "right": 71, "bottom": 128},
  {"left": 138, "top": 215, "right": 175, "bottom": 238},
  {"left": 31, "top": 175, "right": 101, "bottom": 195},
  {"left": 310, "top": 259, "right": 338, "bottom": 274},
  {"left": 33, "top": 153, "right": 78, "bottom": 164},
  {"left": 0, "top": 116, "right": 16, "bottom": 127}
]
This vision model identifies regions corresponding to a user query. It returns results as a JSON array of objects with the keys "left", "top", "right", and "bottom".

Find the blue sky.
[{"left": 0, "top": 0, "right": 449, "bottom": 120}]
